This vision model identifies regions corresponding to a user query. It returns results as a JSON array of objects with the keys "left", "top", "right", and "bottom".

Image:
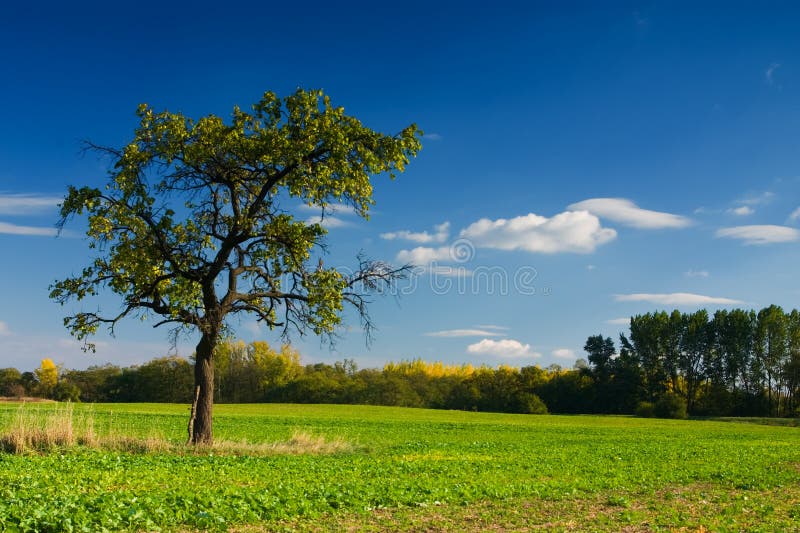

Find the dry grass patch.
[
  {"left": 0, "top": 396, "right": 56, "bottom": 403},
  {"left": 0, "top": 403, "right": 354, "bottom": 456},
  {"left": 0, "top": 403, "right": 91, "bottom": 453},
  {"left": 200, "top": 431, "right": 355, "bottom": 456}
]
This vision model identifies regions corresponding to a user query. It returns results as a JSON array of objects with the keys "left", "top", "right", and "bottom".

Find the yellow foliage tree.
[
  {"left": 383, "top": 358, "right": 477, "bottom": 378},
  {"left": 251, "top": 341, "right": 302, "bottom": 390},
  {"left": 35, "top": 358, "right": 58, "bottom": 398}
]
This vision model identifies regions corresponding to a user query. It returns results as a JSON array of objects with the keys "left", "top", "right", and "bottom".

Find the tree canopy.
[{"left": 50, "top": 89, "right": 421, "bottom": 443}]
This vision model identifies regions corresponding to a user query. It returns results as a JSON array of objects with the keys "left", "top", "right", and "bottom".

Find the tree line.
[
  {"left": 609, "top": 305, "right": 800, "bottom": 417},
  {"left": 2, "top": 306, "right": 798, "bottom": 418},
  {"left": 0, "top": 344, "right": 551, "bottom": 414}
]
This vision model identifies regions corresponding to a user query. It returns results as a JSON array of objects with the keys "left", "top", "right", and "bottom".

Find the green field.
[{"left": 0, "top": 403, "right": 798, "bottom": 532}]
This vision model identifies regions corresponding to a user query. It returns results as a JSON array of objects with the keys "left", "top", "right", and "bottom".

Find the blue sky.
[{"left": 2, "top": 2, "right": 800, "bottom": 371}]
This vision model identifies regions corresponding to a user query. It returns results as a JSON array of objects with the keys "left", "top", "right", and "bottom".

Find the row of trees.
[
  {"left": 0, "top": 349, "right": 661, "bottom": 416},
  {"left": 2, "top": 306, "right": 798, "bottom": 418},
  {"left": 0, "top": 359, "right": 64, "bottom": 399},
  {"left": 601, "top": 306, "right": 800, "bottom": 417},
  {"left": 0, "top": 347, "right": 549, "bottom": 413}
]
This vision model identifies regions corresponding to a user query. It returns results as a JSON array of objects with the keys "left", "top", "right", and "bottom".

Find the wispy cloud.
[
  {"left": 428, "top": 265, "right": 472, "bottom": 278},
  {"left": 716, "top": 225, "right": 800, "bottom": 245},
  {"left": 0, "top": 193, "right": 63, "bottom": 237},
  {"left": 615, "top": 292, "right": 744, "bottom": 306},
  {"left": 551, "top": 348, "right": 575, "bottom": 360},
  {"left": 467, "top": 338, "right": 539, "bottom": 358},
  {"left": 788, "top": 207, "right": 800, "bottom": 223},
  {"left": 460, "top": 211, "right": 616, "bottom": 254},
  {"left": 299, "top": 203, "right": 358, "bottom": 216},
  {"left": 765, "top": 62, "right": 781, "bottom": 85},
  {"left": 306, "top": 215, "right": 350, "bottom": 229},
  {"left": 425, "top": 329, "right": 505, "bottom": 338},
  {"left": 424, "top": 132, "right": 443, "bottom": 141},
  {"left": 382, "top": 222, "right": 450, "bottom": 244},
  {"left": 0, "top": 221, "right": 59, "bottom": 237},
  {"left": 0, "top": 193, "right": 61, "bottom": 215},
  {"left": 606, "top": 317, "right": 631, "bottom": 325},
  {"left": 738, "top": 191, "right": 774, "bottom": 206},
  {"left": 57, "top": 337, "right": 110, "bottom": 350},
  {"left": 242, "top": 321, "right": 262, "bottom": 336},
  {"left": 0, "top": 321, "right": 11, "bottom": 336},
  {"left": 0, "top": 334, "right": 192, "bottom": 371},
  {"left": 474, "top": 324, "right": 510, "bottom": 331},
  {"left": 568, "top": 198, "right": 691, "bottom": 229},
  {"left": 685, "top": 269, "right": 710, "bottom": 278},
  {"left": 727, "top": 206, "right": 754, "bottom": 216}
]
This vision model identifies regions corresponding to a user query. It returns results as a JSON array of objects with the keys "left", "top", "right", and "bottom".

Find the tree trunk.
[{"left": 191, "top": 330, "right": 217, "bottom": 445}]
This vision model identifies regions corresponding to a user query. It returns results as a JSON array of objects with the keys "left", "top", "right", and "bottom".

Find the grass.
[
  {"left": 0, "top": 403, "right": 353, "bottom": 456},
  {"left": 701, "top": 416, "right": 800, "bottom": 427},
  {"left": 268, "top": 485, "right": 800, "bottom": 532},
  {"left": 0, "top": 402, "right": 798, "bottom": 531}
]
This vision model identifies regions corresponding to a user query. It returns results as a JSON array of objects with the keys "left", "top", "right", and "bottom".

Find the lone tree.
[{"left": 50, "top": 89, "right": 421, "bottom": 444}]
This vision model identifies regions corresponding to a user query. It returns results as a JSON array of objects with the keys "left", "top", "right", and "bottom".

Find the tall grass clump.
[
  {"left": 0, "top": 403, "right": 93, "bottom": 452},
  {"left": 0, "top": 403, "right": 353, "bottom": 456}
]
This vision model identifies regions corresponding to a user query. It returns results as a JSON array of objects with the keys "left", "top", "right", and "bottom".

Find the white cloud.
[
  {"left": 685, "top": 269, "right": 710, "bottom": 278},
  {"left": 306, "top": 215, "right": 350, "bottom": 229},
  {"left": 0, "top": 193, "right": 61, "bottom": 215},
  {"left": 587, "top": 264, "right": 597, "bottom": 271},
  {"left": 727, "top": 206, "right": 754, "bottom": 216},
  {"left": 397, "top": 247, "right": 473, "bottom": 274},
  {"left": 424, "top": 133, "right": 443, "bottom": 141},
  {"left": 606, "top": 317, "right": 631, "bottom": 325},
  {"left": 474, "top": 324, "right": 510, "bottom": 331},
  {"left": 425, "top": 329, "right": 505, "bottom": 338},
  {"left": 57, "top": 338, "right": 110, "bottom": 350},
  {"left": 551, "top": 348, "right": 575, "bottom": 359},
  {"left": 614, "top": 292, "right": 744, "bottom": 306},
  {"left": 428, "top": 265, "right": 472, "bottom": 278},
  {"left": 467, "top": 338, "right": 539, "bottom": 358},
  {"left": 568, "top": 198, "right": 691, "bottom": 229},
  {"left": 381, "top": 222, "right": 450, "bottom": 244},
  {"left": 243, "top": 321, "right": 262, "bottom": 336},
  {"left": 396, "top": 246, "right": 453, "bottom": 265},
  {"left": 788, "top": 207, "right": 800, "bottom": 222},
  {"left": 0, "top": 221, "right": 59, "bottom": 236},
  {"left": 0, "top": 334, "right": 191, "bottom": 371},
  {"left": 765, "top": 62, "right": 781, "bottom": 85},
  {"left": 738, "top": 191, "right": 774, "bottom": 206},
  {"left": 460, "top": 211, "right": 616, "bottom": 254},
  {"left": 0, "top": 321, "right": 11, "bottom": 336},
  {"left": 299, "top": 203, "right": 358, "bottom": 216},
  {"left": 716, "top": 225, "right": 800, "bottom": 245}
]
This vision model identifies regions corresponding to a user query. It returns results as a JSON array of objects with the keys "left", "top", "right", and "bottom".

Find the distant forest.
[{"left": 2, "top": 306, "right": 798, "bottom": 419}]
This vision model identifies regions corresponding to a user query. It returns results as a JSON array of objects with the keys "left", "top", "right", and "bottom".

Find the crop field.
[{"left": 0, "top": 403, "right": 798, "bottom": 532}]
